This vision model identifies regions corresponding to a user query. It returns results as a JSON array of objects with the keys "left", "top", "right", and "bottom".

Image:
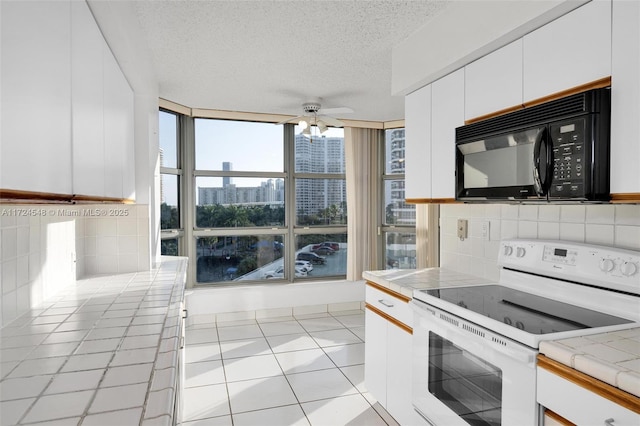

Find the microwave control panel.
[{"left": 549, "top": 117, "right": 586, "bottom": 197}]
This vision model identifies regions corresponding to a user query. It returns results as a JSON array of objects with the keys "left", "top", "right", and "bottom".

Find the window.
[
  {"left": 189, "top": 118, "right": 347, "bottom": 284},
  {"left": 382, "top": 128, "right": 416, "bottom": 269},
  {"left": 159, "top": 110, "right": 182, "bottom": 255},
  {"left": 293, "top": 126, "right": 347, "bottom": 278}
]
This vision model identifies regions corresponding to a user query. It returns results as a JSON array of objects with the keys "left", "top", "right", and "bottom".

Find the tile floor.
[{"left": 181, "top": 309, "right": 399, "bottom": 426}]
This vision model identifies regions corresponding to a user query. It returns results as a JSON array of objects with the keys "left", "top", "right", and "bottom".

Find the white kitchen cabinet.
[
  {"left": 405, "top": 85, "right": 432, "bottom": 200},
  {"left": 610, "top": 0, "right": 640, "bottom": 196},
  {"left": 386, "top": 322, "right": 415, "bottom": 426},
  {"left": 537, "top": 366, "right": 640, "bottom": 426},
  {"left": 103, "top": 45, "right": 134, "bottom": 199},
  {"left": 71, "top": 1, "right": 105, "bottom": 197},
  {"left": 464, "top": 39, "right": 523, "bottom": 121},
  {"left": 0, "top": 1, "right": 72, "bottom": 194},
  {"left": 365, "top": 283, "right": 421, "bottom": 425},
  {"left": 365, "top": 308, "right": 388, "bottom": 407},
  {"left": 523, "top": 0, "right": 611, "bottom": 103},
  {"left": 431, "top": 69, "right": 464, "bottom": 200}
]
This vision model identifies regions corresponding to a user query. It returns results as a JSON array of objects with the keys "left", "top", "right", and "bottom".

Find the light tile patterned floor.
[{"left": 181, "top": 310, "right": 399, "bottom": 426}]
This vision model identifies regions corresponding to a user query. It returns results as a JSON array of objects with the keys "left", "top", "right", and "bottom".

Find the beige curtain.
[{"left": 345, "top": 127, "right": 381, "bottom": 281}]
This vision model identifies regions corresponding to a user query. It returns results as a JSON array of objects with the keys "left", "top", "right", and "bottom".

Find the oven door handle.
[{"left": 413, "top": 301, "right": 536, "bottom": 365}]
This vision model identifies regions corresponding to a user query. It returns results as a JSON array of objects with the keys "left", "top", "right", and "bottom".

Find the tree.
[{"left": 161, "top": 203, "right": 178, "bottom": 229}]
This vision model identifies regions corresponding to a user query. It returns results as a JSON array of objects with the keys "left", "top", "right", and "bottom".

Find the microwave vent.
[{"left": 456, "top": 89, "right": 605, "bottom": 142}]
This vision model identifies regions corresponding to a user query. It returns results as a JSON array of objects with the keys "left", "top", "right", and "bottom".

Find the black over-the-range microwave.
[{"left": 455, "top": 87, "right": 611, "bottom": 202}]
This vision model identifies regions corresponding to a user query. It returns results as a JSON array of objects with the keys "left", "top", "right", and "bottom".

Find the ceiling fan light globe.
[
  {"left": 317, "top": 120, "right": 328, "bottom": 134},
  {"left": 298, "top": 119, "right": 308, "bottom": 129}
]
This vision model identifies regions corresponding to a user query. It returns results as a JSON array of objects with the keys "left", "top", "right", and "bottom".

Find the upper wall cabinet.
[
  {"left": 431, "top": 69, "right": 464, "bottom": 200},
  {"left": 465, "top": 39, "right": 523, "bottom": 121},
  {"left": 1, "top": 1, "right": 73, "bottom": 195},
  {"left": 72, "top": 1, "right": 105, "bottom": 197},
  {"left": 610, "top": 0, "right": 640, "bottom": 196},
  {"left": 405, "top": 85, "right": 432, "bottom": 200},
  {"left": 104, "top": 46, "right": 134, "bottom": 199},
  {"left": 1, "top": 0, "right": 135, "bottom": 200},
  {"left": 523, "top": 0, "right": 611, "bottom": 102}
]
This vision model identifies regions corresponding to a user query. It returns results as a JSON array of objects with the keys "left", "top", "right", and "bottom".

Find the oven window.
[{"left": 429, "top": 332, "right": 502, "bottom": 426}]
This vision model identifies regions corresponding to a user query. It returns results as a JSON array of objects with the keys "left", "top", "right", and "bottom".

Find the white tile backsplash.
[
  {"left": 441, "top": 203, "right": 640, "bottom": 279},
  {"left": 0, "top": 204, "right": 151, "bottom": 327}
]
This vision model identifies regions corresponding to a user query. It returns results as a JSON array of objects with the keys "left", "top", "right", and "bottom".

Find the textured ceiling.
[{"left": 132, "top": 0, "right": 448, "bottom": 122}]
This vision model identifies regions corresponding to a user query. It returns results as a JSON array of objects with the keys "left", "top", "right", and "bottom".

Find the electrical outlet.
[
  {"left": 457, "top": 219, "right": 468, "bottom": 241},
  {"left": 481, "top": 221, "right": 490, "bottom": 241}
]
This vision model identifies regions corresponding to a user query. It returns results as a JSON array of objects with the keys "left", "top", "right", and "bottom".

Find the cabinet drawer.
[
  {"left": 365, "top": 283, "right": 412, "bottom": 329},
  {"left": 537, "top": 367, "right": 640, "bottom": 425}
]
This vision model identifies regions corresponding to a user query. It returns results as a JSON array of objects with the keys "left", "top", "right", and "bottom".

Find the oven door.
[{"left": 411, "top": 301, "right": 540, "bottom": 426}]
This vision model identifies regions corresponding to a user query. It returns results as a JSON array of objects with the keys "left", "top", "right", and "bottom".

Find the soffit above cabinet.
[{"left": 392, "top": 0, "right": 589, "bottom": 96}]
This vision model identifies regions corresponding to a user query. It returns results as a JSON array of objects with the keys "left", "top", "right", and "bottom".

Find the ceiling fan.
[{"left": 277, "top": 99, "right": 353, "bottom": 135}]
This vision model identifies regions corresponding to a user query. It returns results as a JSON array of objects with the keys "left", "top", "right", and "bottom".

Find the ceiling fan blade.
[
  {"left": 319, "top": 107, "right": 353, "bottom": 115},
  {"left": 276, "top": 115, "right": 304, "bottom": 125},
  {"left": 318, "top": 115, "right": 344, "bottom": 127}
]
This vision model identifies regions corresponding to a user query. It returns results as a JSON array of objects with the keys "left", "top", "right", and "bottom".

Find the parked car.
[
  {"left": 312, "top": 246, "right": 335, "bottom": 255},
  {"left": 262, "top": 265, "right": 307, "bottom": 279},
  {"left": 295, "top": 260, "right": 313, "bottom": 273},
  {"left": 311, "top": 242, "right": 340, "bottom": 252},
  {"left": 296, "top": 252, "right": 326, "bottom": 265},
  {"left": 320, "top": 242, "right": 340, "bottom": 251}
]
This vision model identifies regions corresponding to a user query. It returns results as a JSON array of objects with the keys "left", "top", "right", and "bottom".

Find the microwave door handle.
[{"left": 533, "top": 127, "right": 551, "bottom": 196}]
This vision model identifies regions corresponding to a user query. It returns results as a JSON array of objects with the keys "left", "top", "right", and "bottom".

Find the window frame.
[
  {"left": 380, "top": 127, "right": 417, "bottom": 270},
  {"left": 159, "top": 109, "right": 184, "bottom": 256}
]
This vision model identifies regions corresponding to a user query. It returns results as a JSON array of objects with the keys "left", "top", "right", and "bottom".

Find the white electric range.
[{"left": 411, "top": 239, "right": 640, "bottom": 426}]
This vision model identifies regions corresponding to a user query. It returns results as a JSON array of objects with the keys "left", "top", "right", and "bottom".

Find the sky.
[{"left": 159, "top": 111, "right": 344, "bottom": 206}]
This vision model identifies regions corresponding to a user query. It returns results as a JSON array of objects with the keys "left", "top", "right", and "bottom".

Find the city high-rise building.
[
  {"left": 385, "top": 128, "right": 415, "bottom": 224},
  {"left": 295, "top": 133, "right": 346, "bottom": 218},
  {"left": 222, "top": 161, "right": 232, "bottom": 187},
  {"left": 196, "top": 134, "right": 345, "bottom": 217}
]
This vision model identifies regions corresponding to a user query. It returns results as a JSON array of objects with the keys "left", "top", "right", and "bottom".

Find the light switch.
[{"left": 457, "top": 219, "right": 468, "bottom": 241}]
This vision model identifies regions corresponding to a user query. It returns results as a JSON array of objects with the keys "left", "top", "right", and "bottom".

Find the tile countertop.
[
  {"left": 364, "top": 267, "right": 640, "bottom": 400},
  {"left": 539, "top": 329, "right": 640, "bottom": 398},
  {"left": 362, "top": 267, "right": 493, "bottom": 298},
  {"left": 0, "top": 256, "right": 187, "bottom": 426}
]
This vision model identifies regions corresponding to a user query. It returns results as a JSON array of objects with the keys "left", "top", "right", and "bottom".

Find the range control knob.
[
  {"left": 516, "top": 247, "right": 526, "bottom": 258},
  {"left": 620, "top": 261, "right": 638, "bottom": 277},
  {"left": 599, "top": 258, "right": 615, "bottom": 273},
  {"left": 503, "top": 245, "right": 514, "bottom": 256}
]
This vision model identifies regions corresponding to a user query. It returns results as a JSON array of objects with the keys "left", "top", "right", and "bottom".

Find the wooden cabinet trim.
[
  {"left": 365, "top": 303, "right": 413, "bottom": 335},
  {"left": 366, "top": 281, "right": 412, "bottom": 303},
  {"left": 0, "top": 189, "right": 134, "bottom": 204},
  {"left": 406, "top": 197, "right": 458, "bottom": 205},
  {"left": 544, "top": 409, "right": 576, "bottom": 426},
  {"left": 537, "top": 355, "right": 640, "bottom": 415},
  {"left": 610, "top": 193, "right": 640, "bottom": 203}
]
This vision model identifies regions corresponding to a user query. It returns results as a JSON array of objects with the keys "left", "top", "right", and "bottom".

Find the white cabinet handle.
[
  {"left": 378, "top": 299, "right": 394, "bottom": 308},
  {"left": 604, "top": 419, "right": 614, "bottom": 426}
]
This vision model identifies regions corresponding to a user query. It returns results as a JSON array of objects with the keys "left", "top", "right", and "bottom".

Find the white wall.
[
  {"left": 440, "top": 204, "right": 640, "bottom": 280},
  {"left": 185, "top": 280, "right": 365, "bottom": 325}
]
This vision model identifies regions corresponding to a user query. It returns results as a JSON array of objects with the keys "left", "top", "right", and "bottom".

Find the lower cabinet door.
[
  {"left": 364, "top": 309, "right": 388, "bottom": 407},
  {"left": 386, "top": 323, "right": 418, "bottom": 425}
]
